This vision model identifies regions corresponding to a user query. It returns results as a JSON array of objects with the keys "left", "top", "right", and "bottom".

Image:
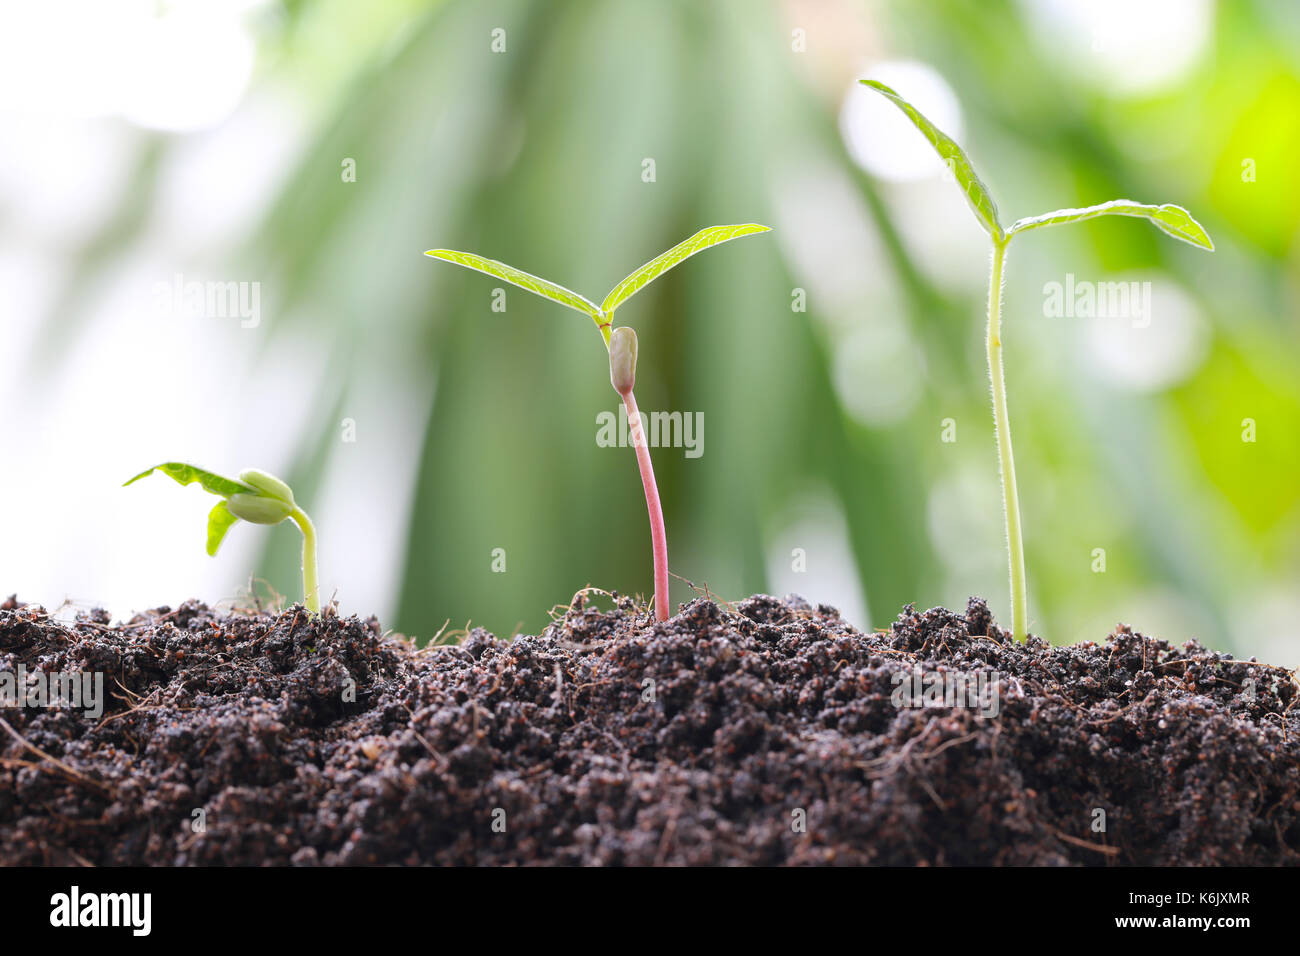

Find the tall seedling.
[{"left": 862, "top": 80, "right": 1214, "bottom": 641}]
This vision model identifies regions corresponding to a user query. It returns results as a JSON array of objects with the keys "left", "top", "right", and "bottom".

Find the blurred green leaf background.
[{"left": 4, "top": 0, "right": 1297, "bottom": 662}]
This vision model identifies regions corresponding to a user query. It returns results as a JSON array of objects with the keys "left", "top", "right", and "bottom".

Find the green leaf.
[
  {"left": 124, "top": 462, "right": 254, "bottom": 498},
  {"left": 424, "top": 249, "right": 601, "bottom": 318},
  {"left": 600, "top": 224, "right": 771, "bottom": 317},
  {"left": 206, "top": 500, "right": 240, "bottom": 556},
  {"left": 1006, "top": 200, "right": 1214, "bottom": 249},
  {"left": 860, "top": 80, "right": 1003, "bottom": 241}
]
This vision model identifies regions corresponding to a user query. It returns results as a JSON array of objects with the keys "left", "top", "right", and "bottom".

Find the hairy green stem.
[
  {"left": 987, "top": 238, "right": 1027, "bottom": 641},
  {"left": 289, "top": 506, "right": 320, "bottom": 614}
]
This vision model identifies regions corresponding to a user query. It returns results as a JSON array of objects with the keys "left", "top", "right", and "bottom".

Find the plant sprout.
[
  {"left": 425, "top": 224, "right": 771, "bottom": 621},
  {"left": 861, "top": 80, "right": 1214, "bottom": 642},
  {"left": 125, "top": 463, "right": 320, "bottom": 613}
]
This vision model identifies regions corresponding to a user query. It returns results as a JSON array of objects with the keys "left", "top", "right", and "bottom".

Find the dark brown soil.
[{"left": 2, "top": 590, "right": 1297, "bottom": 865}]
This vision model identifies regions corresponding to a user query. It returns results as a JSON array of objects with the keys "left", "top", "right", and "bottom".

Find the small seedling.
[
  {"left": 125, "top": 463, "right": 321, "bottom": 613},
  {"left": 861, "top": 80, "right": 1213, "bottom": 642},
  {"left": 425, "top": 224, "right": 771, "bottom": 621}
]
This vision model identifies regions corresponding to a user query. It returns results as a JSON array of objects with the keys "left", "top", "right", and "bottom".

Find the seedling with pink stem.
[{"left": 425, "top": 224, "right": 770, "bottom": 621}]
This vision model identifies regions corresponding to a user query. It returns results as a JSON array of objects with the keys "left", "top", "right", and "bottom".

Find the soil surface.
[{"left": 2, "top": 591, "right": 1297, "bottom": 865}]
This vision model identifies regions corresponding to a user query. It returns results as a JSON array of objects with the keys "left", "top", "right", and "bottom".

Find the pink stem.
[{"left": 620, "top": 388, "right": 670, "bottom": 621}]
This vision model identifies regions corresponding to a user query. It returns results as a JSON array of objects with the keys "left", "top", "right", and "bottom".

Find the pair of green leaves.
[
  {"left": 125, "top": 463, "right": 297, "bottom": 556},
  {"left": 425, "top": 223, "right": 771, "bottom": 346},
  {"left": 859, "top": 79, "right": 1214, "bottom": 251}
]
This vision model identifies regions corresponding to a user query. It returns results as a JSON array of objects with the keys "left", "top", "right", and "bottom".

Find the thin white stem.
[
  {"left": 987, "top": 238, "right": 1028, "bottom": 641},
  {"left": 289, "top": 506, "right": 320, "bottom": 614}
]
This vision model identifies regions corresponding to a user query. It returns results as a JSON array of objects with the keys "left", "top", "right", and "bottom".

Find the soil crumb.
[{"left": 2, "top": 593, "right": 1297, "bottom": 865}]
